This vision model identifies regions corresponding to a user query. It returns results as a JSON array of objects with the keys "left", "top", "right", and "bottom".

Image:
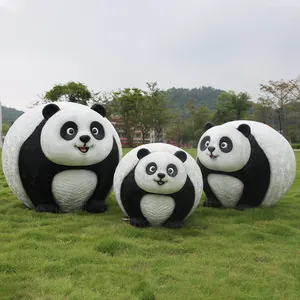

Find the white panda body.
[
  {"left": 140, "top": 194, "right": 175, "bottom": 226},
  {"left": 113, "top": 143, "right": 203, "bottom": 228},
  {"left": 2, "top": 101, "right": 122, "bottom": 213},
  {"left": 197, "top": 120, "right": 296, "bottom": 209},
  {"left": 52, "top": 170, "right": 98, "bottom": 212},
  {"left": 207, "top": 174, "right": 244, "bottom": 208}
]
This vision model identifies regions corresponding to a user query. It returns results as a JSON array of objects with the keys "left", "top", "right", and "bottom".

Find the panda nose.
[
  {"left": 80, "top": 135, "right": 91, "bottom": 143},
  {"left": 157, "top": 173, "right": 166, "bottom": 179},
  {"left": 208, "top": 146, "right": 215, "bottom": 153}
]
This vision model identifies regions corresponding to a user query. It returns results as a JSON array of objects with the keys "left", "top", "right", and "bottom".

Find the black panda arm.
[
  {"left": 163, "top": 176, "right": 196, "bottom": 229},
  {"left": 120, "top": 168, "right": 149, "bottom": 228},
  {"left": 85, "top": 138, "right": 120, "bottom": 213},
  {"left": 18, "top": 121, "right": 61, "bottom": 213},
  {"left": 236, "top": 136, "right": 271, "bottom": 210},
  {"left": 196, "top": 158, "right": 223, "bottom": 208}
]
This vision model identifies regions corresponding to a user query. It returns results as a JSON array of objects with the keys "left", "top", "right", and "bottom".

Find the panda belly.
[
  {"left": 140, "top": 194, "right": 175, "bottom": 226},
  {"left": 52, "top": 170, "right": 98, "bottom": 212},
  {"left": 207, "top": 174, "right": 244, "bottom": 208}
]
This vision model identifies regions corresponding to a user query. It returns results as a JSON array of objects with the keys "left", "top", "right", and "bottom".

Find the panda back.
[
  {"left": 226, "top": 120, "right": 296, "bottom": 206},
  {"left": 2, "top": 105, "right": 46, "bottom": 208}
]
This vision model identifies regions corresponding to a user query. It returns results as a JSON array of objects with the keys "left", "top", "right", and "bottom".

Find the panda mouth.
[
  {"left": 77, "top": 146, "right": 90, "bottom": 153},
  {"left": 208, "top": 154, "right": 218, "bottom": 159},
  {"left": 155, "top": 179, "right": 166, "bottom": 186}
]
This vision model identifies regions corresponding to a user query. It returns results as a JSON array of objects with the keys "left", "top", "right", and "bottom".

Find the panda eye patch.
[
  {"left": 219, "top": 136, "right": 233, "bottom": 153},
  {"left": 146, "top": 162, "right": 157, "bottom": 175},
  {"left": 166, "top": 164, "right": 178, "bottom": 177},
  {"left": 200, "top": 136, "right": 210, "bottom": 151},
  {"left": 60, "top": 121, "right": 78, "bottom": 140},
  {"left": 90, "top": 121, "right": 105, "bottom": 140}
]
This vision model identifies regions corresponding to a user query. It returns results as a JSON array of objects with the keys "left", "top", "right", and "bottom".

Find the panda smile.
[
  {"left": 76, "top": 146, "right": 90, "bottom": 153},
  {"left": 208, "top": 153, "right": 218, "bottom": 159},
  {"left": 155, "top": 179, "right": 167, "bottom": 186}
]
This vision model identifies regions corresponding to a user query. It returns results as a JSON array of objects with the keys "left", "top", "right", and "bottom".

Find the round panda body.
[
  {"left": 2, "top": 102, "right": 122, "bottom": 213},
  {"left": 113, "top": 143, "right": 203, "bottom": 228},
  {"left": 196, "top": 120, "right": 296, "bottom": 210}
]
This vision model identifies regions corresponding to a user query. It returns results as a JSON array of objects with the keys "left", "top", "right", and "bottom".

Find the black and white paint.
[
  {"left": 2, "top": 102, "right": 122, "bottom": 213},
  {"left": 113, "top": 143, "right": 203, "bottom": 228},
  {"left": 196, "top": 120, "right": 296, "bottom": 210}
]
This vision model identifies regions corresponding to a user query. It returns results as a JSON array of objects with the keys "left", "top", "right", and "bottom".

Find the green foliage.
[
  {"left": 213, "top": 91, "right": 252, "bottom": 124},
  {"left": 2, "top": 106, "right": 23, "bottom": 124},
  {"left": 166, "top": 86, "right": 223, "bottom": 112},
  {"left": 44, "top": 81, "right": 92, "bottom": 105},
  {"left": 1, "top": 149, "right": 300, "bottom": 300},
  {"left": 2, "top": 124, "right": 10, "bottom": 135},
  {"left": 291, "top": 143, "right": 300, "bottom": 149}
]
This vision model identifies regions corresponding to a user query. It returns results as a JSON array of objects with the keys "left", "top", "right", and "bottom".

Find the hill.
[
  {"left": 2, "top": 105, "right": 24, "bottom": 124},
  {"left": 165, "top": 86, "right": 224, "bottom": 113}
]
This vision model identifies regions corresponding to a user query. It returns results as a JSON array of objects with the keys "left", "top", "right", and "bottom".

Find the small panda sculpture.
[
  {"left": 113, "top": 143, "right": 203, "bottom": 228},
  {"left": 2, "top": 101, "right": 122, "bottom": 213},
  {"left": 196, "top": 120, "right": 296, "bottom": 210}
]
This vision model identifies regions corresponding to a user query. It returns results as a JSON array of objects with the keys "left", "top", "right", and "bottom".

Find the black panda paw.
[
  {"left": 35, "top": 204, "right": 59, "bottom": 213},
  {"left": 163, "top": 220, "right": 184, "bottom": 229},
  {"left": 85, "top": 200, "right": 108, "bottom": 213},
  {"left": 203, "top": 197, "right": 222, "bottom": 208},
  {"left": 129, "top": 217, "right": 150, "bottom": 228}
]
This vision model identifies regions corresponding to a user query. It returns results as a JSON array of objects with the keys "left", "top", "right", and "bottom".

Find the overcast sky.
[{"left": 0, "top": 0, "right": 300, "bottom": 111}]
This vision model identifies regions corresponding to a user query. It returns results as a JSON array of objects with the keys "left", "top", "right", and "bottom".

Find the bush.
[{"left": 291, "top": 143, "right": 300, "bottom": 149}]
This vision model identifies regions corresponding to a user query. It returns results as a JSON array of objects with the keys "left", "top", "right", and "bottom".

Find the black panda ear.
[
  {"left": 42, "top": 103, "right": 60, "bottom": 120},
  {"left": 91, "top": 104, "right": 106, "bottom": 118},
  {"left": 174, "top": 150, "right": 187, "bottom": 163},
  {"left": 204, "top": 122, "right": 215, "bottom": 132},
  {"left": 137, "top": 148, "right": 150, "bottom": 159},
  {"left": 237, "top": 124, "right": 251, "bottom": 137}
]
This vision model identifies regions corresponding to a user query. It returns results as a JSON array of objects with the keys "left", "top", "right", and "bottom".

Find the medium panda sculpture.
[
  {"left": 113, "top": 143, "right": 203, "bottom": 228},
  {"left": 2, "top": 101, "right": 122, "bottom": 213},
  {"left": 197, "top": 120, "right": 296, "bottom": 210}
]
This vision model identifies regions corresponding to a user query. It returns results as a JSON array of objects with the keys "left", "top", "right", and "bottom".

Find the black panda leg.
[
  {"left": 85, "top": 180, "right": 110, "bottom": 213},
  {"left": 163, "top": 177, "right": 195, "bottom": 229},
  {"left": 129, "top": 216, "right": 150, "bottom": 228},
  {"left": 202, "top": 183, "right": 223, "bottom": 208}
]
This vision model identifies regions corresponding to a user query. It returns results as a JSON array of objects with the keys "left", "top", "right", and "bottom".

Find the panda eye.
[
  {"left": 60, "top": 121, "right": 78, "bottom": 140},
  {"left": 150, "top": 166, "right": 156, "bottom": 172},
  {"left": 146, "top": 163, "right": 157, "bottom": 175},
  {"left": 219, "top": 136, "right": 233, "bottom": 153},
  {"left": 221, "top": 142, "right": 227, "bottom": 148},
  {"left": 167, "top": 168, "right": 174, "bottom": 174},
  {"left": 90, "top": 121, "right": 105, "bottom": 140},
  {"left": 166, "top": 164, "right": 178, "bottom": 177},
  {"left": 67, "top": 128, "right": 75, "bottom": 135},
  {"left": 92, "top": 127, "right": 99, "bottom": 135},
  {"left": 200, "top": 136, "right": 210, "bottom": 151}
]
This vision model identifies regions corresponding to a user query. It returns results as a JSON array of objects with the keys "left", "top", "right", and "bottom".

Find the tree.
[
  {"left": 251, "top": 98, "right": 274, "bottom": 125},
  {"left": 260, "top": 79, "right": 295, "bottom": 135},
  {"left": 213, "top": 91, "right": 251, "bottom": 124},
  {"left": 43, "top": 81, "right": 92, "bottom": 105},
  {"left": 110, "top": 88, "right": 145, "bottom": 147},
  {"left": 145, "top": 82, "right": 171, "bottom": 142}
]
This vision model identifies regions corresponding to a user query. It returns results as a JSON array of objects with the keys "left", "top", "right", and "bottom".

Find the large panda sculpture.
[
  {"left": 113, "top": 143, "right": 203, "bottom": 228},
  {"left": 196, "top": 120, "right": 296, "bottom": 210},
  {"left": 2, "top": 101, "right": 122, "bottom": 213}
]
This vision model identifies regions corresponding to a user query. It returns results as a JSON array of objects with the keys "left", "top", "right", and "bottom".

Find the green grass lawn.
[{"left": 1, "top": 149, "right": 300, "bottom": 300}]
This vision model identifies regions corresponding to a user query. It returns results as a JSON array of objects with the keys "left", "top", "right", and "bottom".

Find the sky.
[{"left": 0, "top": 0, "right": 300, "bottom": 111}]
